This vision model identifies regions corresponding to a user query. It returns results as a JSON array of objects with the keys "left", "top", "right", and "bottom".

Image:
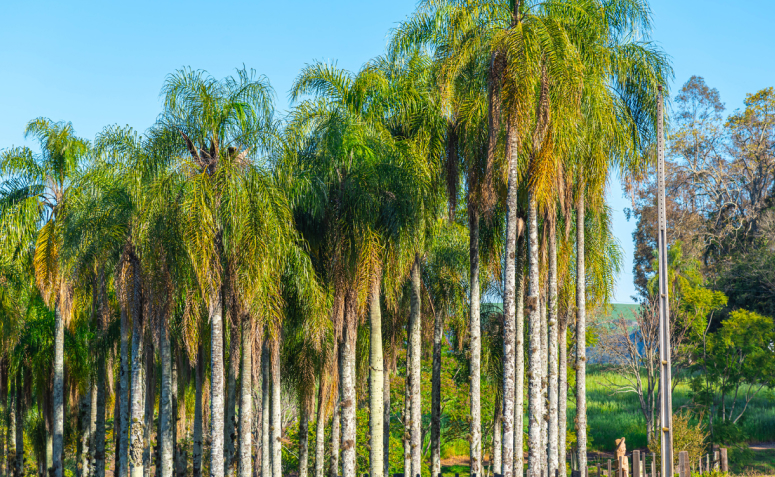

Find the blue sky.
[{"left": 2, "top": 0, "right": 773, "bottom": 303}]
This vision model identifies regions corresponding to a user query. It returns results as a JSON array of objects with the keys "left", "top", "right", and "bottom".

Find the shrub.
[{"left": 648, "top": 412, "right": 708, "bottom": 468}]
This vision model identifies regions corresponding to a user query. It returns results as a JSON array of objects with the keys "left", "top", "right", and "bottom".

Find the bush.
[{"left": 648, "top": 412, "right": 708, "bottom": 468}]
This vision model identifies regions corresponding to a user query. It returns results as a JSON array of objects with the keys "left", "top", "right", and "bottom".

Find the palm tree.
[{"left": 0, "top": 118, "right": 90, "bottom": 477}]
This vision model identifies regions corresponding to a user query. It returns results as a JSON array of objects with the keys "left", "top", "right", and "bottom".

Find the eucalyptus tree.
[{"left": 0, "top": 118, "right": 90, "bottom": 477}]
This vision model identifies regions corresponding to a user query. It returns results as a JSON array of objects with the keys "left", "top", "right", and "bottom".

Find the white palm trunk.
[
  {"left": 409, "top": 256, "right": 422, "bottom": 477},
  {"left": 340, "top": 302, "right": 357, "bottom": 477},
  {"left": 575, "top": 198, "right": 587, "bottom": 471},
  {"left": 15, "top": 377, "right": 23, "bottom": 477},
  {"left": 226, "top": 319, "right": 241, "bottom": 476},
  {"left": 193, "top": 346, "right": 204, "bottom": 477},
  {"left": 93, "top": 351, "right": 107, "bottom": 477},
  {"left": 430, "top": 307, "right": 443, "bottom": 477},
  {"left": 514, "top": 236, "right": 526, "bottom": 477},
  {"left": 547, "top": 224, "right": 559, "bottom": 477},
  {"left": 271, "top": 339, "right": 283, "bottom": 477},
  {"left": 210, "top": 290, "right": 226, "bottom": 477},
  {"left": 329, "top": 377, "right": 340, "bottom": 477},
  {"left": 144, "top": 342, "right": 155, "bottom": 477},
  {"left": 118, "top": 301, "right": 131, "bottom": 477},
  {"left": 369, "top": 276, "right": 384, "bottom": 477},
  {"left": 8, "top": 377, "right": 15, "bottom": 477},
  {"left": 526, "top": 193, "right": 542, "bottom": 477},
  {"left": 239, "top": 319, "right": 254, "bottom": 477},
  {"left": 299, "top": 407, "right": 310, "bottom": 477},
  {"left": 383, "top": 359, "right": 391, "bottom": 477},
  {"left": 493, "top": 399, "right": 502, "bottom": 475},
  {"left": 558, "top": 312, "right": 568, "bottom": 476},
  {"left": 161, "top": 319, "right": 174, "bottom": 477},
  {"left": 79, "top": 390, "right": 92, "bottom": 477},
  {"left": 501, "top": 144, "right": 519, "bottom": 477},
  {"left": 129, "top": 304, "right": 146, "bottom": 477},
  {"left": 469, "top": 207, "right": 482, "bottom": 476},
  {"left": 314, "top": 381, "right": 327, "bottom": 477},
  {"left": 53, "top": 302, "right": 64, "bottom": 477},
  {"left": 540, "top": 295, "right": 548, "bottom": 475},
  {"left": 262, "top": 351, "right": 271, "bottom": 477},
  {"left": 403, "top": 348, "right": 411, "bottom": 477},
  {"left": 89, "top": 382, "right": 98, "bottom": 477}
]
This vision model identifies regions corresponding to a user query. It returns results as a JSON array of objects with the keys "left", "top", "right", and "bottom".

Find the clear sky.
[{"left": 2, "top": 0, "right": 773, "bottom": 303}]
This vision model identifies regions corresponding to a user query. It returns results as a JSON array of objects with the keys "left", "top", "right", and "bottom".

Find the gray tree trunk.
[
  {"left": 540, "top": 296, "right": 547, "bottom": 475},
  {"left": 93, "top": 353, "right": 107, "bottom": 477},
  {"left": 369, "top": 275, "right": 384, "bottom": 477},
  {"left": 402, "top": 351, "right": 410, "bottom": 477},
  {"left": 129, "top": 278, "right": 146, "bottom": 477},
  {"left": 299, "top": 407, "right": 310, "bottom": 477},
  {"left": 210, "top": 289, "right": 226, "bottom": 477},
  {"left": 144, "top": 341, "right": 155, "bottom": 477},
  {"left": 340, "top": 294, "right": 357, "bottom": 477},
  {"left": 14, "top": 376, "right": 22, "bottom": 477},
  {"left": 313, "top": 381, "right": 327, "bottom": 477},
  {"left": 79, "top": 391, "right": 92, "bottom": 477},
  {"left": 493, "top": 397, "right": 502, "bottom": 475},
  {"left": 575, "top": 198, "right": 587, "bottom": 471},
  {"left": 7, "top": 376, "right": 15, "bottom": 477},
  {"left": 262, "top": 350, "right": 271, "bottom": 477},
  {"left": 239, "top": 318, "right": 254, "bottom": 477},
  {"left": 328, "top": 376, "right": 339, "bottom": 477},
  {"left": 383, "top": 359, "right": 391, "bottom": 477},
  {"left": 176, "top": 349, "right": 188, "bottom": 477},
  {"left": 52, "top": 302, "right": 64, "bottom": 477},
  {"left": 514, "top": 236, "right": 526, "bottom": 477},
  {"left": 1, "top": 361, "right": 5, "bottom": 477},
  {"left": 89, "top": 382, "right": 98, "bottom": 477},
  {"left": 430, "top": 306, "right": 443, "bottom": 477},
  {"left": 526, "top": 193, "right": 542, "bottom": 477},
  {"left": 270, "top": 340, "right": 282, "bottom": 477},
  {"left": 469, "top": 207, "right": 482, "bottom": 476},
  {"left": 161, "top": 320, "right": 174, "bottom": 477},
  {"left": 194, "top": 346, "right": 204, "bottom": 477},
  {"left": 558, "top": 312, "right": 568, "bottom": 477},
  {"left": 225, "top": 319, "right": 240, "bottom": 476},
  {"left": 118, "top": 298, "right": 131, "bottom": 477},
  {"left": 409, "top": 256, "right": 422, "bottom": 477},
  {"left": 547, "top": 222, "right": 559, "bottom": 477},
  {"left": 501, "top": 144, "right": 519, "bottom": 477}
]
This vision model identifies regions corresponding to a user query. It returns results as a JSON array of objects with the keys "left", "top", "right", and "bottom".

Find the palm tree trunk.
[
  {"left": 547, "top": 221, "right": 559, "bottom": 477},
  {"left": 514, "top": 236, "right": 526, "bottom": 477},
  {"left": 161, "top": 319, "right": 174, "bottom": 477},
  {"left": 430, "top": 306, "right": 444, "bottom": 477},
  {"left": 239, "top": 318, "right": 254, "bottom": 477},
  {"left": 299, "top": 406, "right": 310, "bottom": 477},
  {"left": 52, "top": 302, "right": 64, "bottom": 477},
  {"left": 409, "top": 255, "right": 422, "bottom": 477},
  {"left": 210, "top": 288, "right": 227, "bottom": 477},
  {"left": 527, "top": 192, "right": 541, "bottom": 477},
  {"left": 558, "top": 311, "right": 568, "bottom": 477},
  {"left": 14, "top": 375, "right": 22, "bottom": 477},
  {"left": 340, "top": 292, "right": 357, "bottom": 477},
  {"left": 129, "top": 277, "right": 146, "bottom": 477},
  {"left": 369, "top": 275, "right": 384, "bottom": 477},
  {"left": 79, "top": 390, "right": 92, "bottom": 477},
  {"left": 7, "top": 375, "right": 15, "bottom": 477},
  {"left": 469, "top": 206, "right": 482, "bottom": 477},
  {"left": 194, "top": 345, "right": 204, "bottom": 477},
  {"left": 118, "top": 298, "right": 131, "bottom": 477},
  {"left": 93, "top": 352, "right": 107, "bottom": 477},
  {"left": 176, "top": 349, "right": 188, "bottom": 477},
  {"left": 502, "top": 143, "right": 519, "bottom": 477},
  {"left": 1, "top": 360, "right": 6, "bottom": 477},
  {"left": 402, "top": 354, "right": 410, "bottom": 477},
  {"left": 329, "top": 372, "right": 340, "bottom": 477},
  {"left": 493, "top": 396, "right": 502, "bottom": 475},
  {"left": 382, "top": 358, "right": 391, "bottom": 477},
  {"left": 575, "top": 197, "right": 587, "bottom": 471},
  {"left": 89, "top": 382, "right": 98, "bottom": 477},
  {"left": 313, "top": 380, "right": 327, "bottom": 477},
  {"left": 540, "top": 295, "right": 548, "bottom": 475},
  {"left": 270, "top": 339, "right": 282, "bottom": 477},
  {"left": 144, "top": 342, "right": 155, "bottom": 477},
  {"left": 225, "top": 319, "right": 241, "bottom": 476},
  {"left": 262, "top": 350, "right": 271, "bottom": 477}
]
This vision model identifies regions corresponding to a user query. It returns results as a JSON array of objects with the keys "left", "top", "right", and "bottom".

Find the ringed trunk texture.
[
  {"left": 161, "top": 320, "right": 174, "bottom": 477},
  {"left": 176, "top": 349, "right": 189, "bottom": 477},
  {"left": 298, "top": 408, "right": 310, "bottom": 477},
  {"left": 144, "top": 342, "right": 155, "bottom": 477},
  {"left": 193, "top": 346, "right": 205, "bottom": 477},
  {"left": 430, "top": 306, "right": 443, "bottom": 477},
  {"left": 238, "top": 318, "right": 254, "bottom": 477},
  {"left": 261, "top": 350, "right": 271, "bottom": 477},
  {"left": 225, "top": 319, "right": 241, "bottom": 476},
  {"left": 93, "top": 353, "right": 107, "bottom": 477},
  {"left": 129, "top": 296, "right": 146, "bottom": 477},
  {"left": 52, "top": 303, "right": 65, "bottom": 477},
  {"left": 514, "top": 236, "right": 526, "bottom": 477},
  {"left": 340, "top": 292, "right": 357, "bottom": 477},
  {"left": 469, "top": 207, "right": 482, "bottom": 476},
  {"left": 492, "top": 397, "right": 502, "bottom": 475},
  {"left": 118, "top": 300, "right": 131, "bottom": 477},
  {"left": 368, "top": 275, "right": 384, "bottom": 477},
  {"left": 313, "top": 380, "right": 327, "bottom": 477},
  {"left": 382, "top": 359, "right": 391, "bottom": 477},
  {"left": 402, "top": 350, "right": 410, "bottom": 477},
  {"left": 547, "top": 222, "right": 559, "bottom": 477},
  {"left": 409, "top": 255, "right": 422, "bottom": 477},
  {"left": 575, "top": 197, "right": 587, "bottom": 470},
  {"left": 526, "top": 192, "right": 542, "bottom": 476},
  {"left": 89, "top": 382, "right": 98, "bottom": 477},
  {"left": 270, "top": 339, "right": 282, "bottom": 477},
  {"left": 210, "top": 289, "right": 226, "bottom": 477},
  {"left": 558, "top": 311, "right": 568, "bottom": 476},
  {"left": 540, "top": 295, "right": 548, "bottom": 474},
  {"left": 501, "top": 142, "right": 519, "bottom": 477},
  {"left": 329, "top": 376, "right": 339, "bottom": 477},
  {"left": 79, "top": 391, "right": 91, "bottom": 477}
]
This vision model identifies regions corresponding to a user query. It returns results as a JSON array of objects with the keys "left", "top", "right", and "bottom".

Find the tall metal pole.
[{"left": 657, "top": 85, "right": 674, "bottom": 477}]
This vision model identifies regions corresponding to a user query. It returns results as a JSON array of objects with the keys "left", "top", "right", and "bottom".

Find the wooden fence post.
[
  {"left": 607, "top": 459, "right": 612, "bottom": 477},
  {"left": 633, "top": 450, "right": 640, "bottom": 477},
  {"left": 651, "top": 454, "right": 656, "bottom": 477},
  {"left": 720, "top": 448, "right": 728, "bottom": 473},
  {"left": 679, "top": 451, "right": 687, "bottom": 477}
]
